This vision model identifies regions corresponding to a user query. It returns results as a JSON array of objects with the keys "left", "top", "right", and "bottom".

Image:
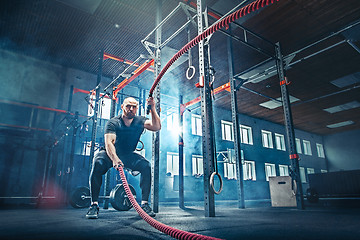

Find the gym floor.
[{"left": 1, "top": 199, "right": 360, "bottom": 240}]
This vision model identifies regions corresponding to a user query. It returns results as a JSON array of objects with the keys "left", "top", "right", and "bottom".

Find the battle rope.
[
  {"left": 148, "top": 0, "right": 279, "bottom": 99},
  {"left": 117, "top": 166, "right": 223, "bottom": 240}
]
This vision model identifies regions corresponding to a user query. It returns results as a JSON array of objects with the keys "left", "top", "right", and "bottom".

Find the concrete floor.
[{"left": 1, "top": 200, "right": 360, "bottom": 240}]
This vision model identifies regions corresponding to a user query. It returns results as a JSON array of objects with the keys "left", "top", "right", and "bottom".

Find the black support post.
[
  {"left": 151, "top": 0, "right": 162, "bottom": 213},
  {"left": 227, "top": 26, "right": 245, "bottom": 209},
  {"left": 275, "top": 42, "right": 305, "bottom": 210},
  {"left": 89, "top": 50, "right": 103, "bottom": 174},
  {"left": 103, "top": 84, "right": 117, "bottom": 209},
  {"left": 197, "top": 0, "right": 216, "bottom": 217},
  {"left": 179, "top": 95, "right": 185, "bottom": 209}
]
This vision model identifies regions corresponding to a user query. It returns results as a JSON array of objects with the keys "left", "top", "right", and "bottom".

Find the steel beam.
[
  {"left": 179, "top": 95, "right": 185, "bottom": 209},
  {"left": 275, "top": 42, "right": 305, "bottom": 210},
  {"left": 89, "top": 50, "right": 103, "bottom": 173},
  {"left": 197, "top": 0, "right": 215, "bottom": 217},
  {"left": 103, "top": 83, "right": 117, "bottom": 209},
  {"left": 151, "top": 0, "right": 162, "bottom": 213},
  {"left": 227, "top": 26, "right": 245, "bottom": 209}
]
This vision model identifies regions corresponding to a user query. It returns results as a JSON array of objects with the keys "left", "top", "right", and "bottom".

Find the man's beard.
[{"left": 124, "top": 112, "right": 135, "bottom": 119}]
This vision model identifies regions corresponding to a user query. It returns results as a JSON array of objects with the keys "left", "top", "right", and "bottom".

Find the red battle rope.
[
  {"left": 117, "top": 166, "right": 222, "bottom": 240},
  {"left": 149, "top": 0, "right": 279, "bottom": 97}
]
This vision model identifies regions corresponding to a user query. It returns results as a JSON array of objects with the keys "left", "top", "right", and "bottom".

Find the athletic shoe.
[
  {"left": 141, "top": 203, "right": 156, "bottom": 217},
  {"left": 86, "top": 204, "right": 99, "bottom": 219}
]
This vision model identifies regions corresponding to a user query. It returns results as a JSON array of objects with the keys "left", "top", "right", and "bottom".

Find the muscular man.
[{"left": 86, "top": 97, "right": 161, "bottom": 219}]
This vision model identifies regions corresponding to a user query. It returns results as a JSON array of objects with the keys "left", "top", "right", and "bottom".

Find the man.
[{"left": 86, "top": 97, "right": 161, "bottom": 219}]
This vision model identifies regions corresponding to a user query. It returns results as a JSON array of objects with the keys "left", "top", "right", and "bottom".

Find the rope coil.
[{"left": 117, "top": 166, "right": 223, "bottom": 240}]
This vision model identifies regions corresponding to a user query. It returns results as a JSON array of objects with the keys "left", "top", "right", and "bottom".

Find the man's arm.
[
  {"left": 144, "top": 97, "right": 161, "bottom": 131},
  {"left": 104, "top": 133, "right": 124, "bottom": 168}
]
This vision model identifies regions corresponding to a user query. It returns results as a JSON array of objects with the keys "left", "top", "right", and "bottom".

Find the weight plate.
[
  {"left": 110, "top": 184, "right": 136, "bottom": 211},
  {"left": 70, "top": 186, "right": 91, "bottom": 208}
]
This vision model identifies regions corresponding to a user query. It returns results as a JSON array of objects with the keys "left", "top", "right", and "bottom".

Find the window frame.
[
  {"left": 166, "top": 112, "right": 179, "bottom": 132},
  {"left": 303, "top": 140, "right": 312, "bottom": 156},
  {"left": 316, "top": 143, "right": 325, "bottom": 158},
  {"left": 192, "top": 155, "right": 203, "bottom": 176},
  {"left": 240, "top": 124, "right": 253, "bottom": 145},
  {"left": 264, "top": 163, "right": 276, "bottom": 181},
  {"left": 166, "top": 152, "right": 185, "bottom": 176},
  {"left": 87, "top": 94, "right": 112, "bottom": 120},
  {"left": 243, "top": 160, "right": 256, "bottom": 181},
  {"left": 191, "top": 114, "right": 202, "bottom": 136},
  {"left": 262, "top": 130, "right": 273, "bottom": 149},
  {"left": 295, "top": 138, "right": 302, "bottom": 154},
  {"left": 221, "top": 120, "right": 234, "bottom": 142},
  {"left": 299, "top": 167, "right": 307, "bottom": 183},
  {"left": 279, "top": 164, "right": 289, "bottom": 176},
  {"left": 274, "top": 133, "right": 286, "bottom": 151}
]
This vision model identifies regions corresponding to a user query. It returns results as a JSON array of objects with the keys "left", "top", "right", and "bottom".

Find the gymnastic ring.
[
  {"left": 210, "top": 172, "right": 223, "bottom": 195},
  {"left": 136, "top": 140, "right": 144, "bottom": 151},
  {"left": 186, "top": 66, "right": 196, "bottom": 80}
]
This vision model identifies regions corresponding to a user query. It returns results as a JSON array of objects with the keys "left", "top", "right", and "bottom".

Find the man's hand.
[
  {"left": 113, "top": 160, "right": 124, "bottom": 170},
  {"left": 147, "top": 97, "right": 155, "bottom": 109}
]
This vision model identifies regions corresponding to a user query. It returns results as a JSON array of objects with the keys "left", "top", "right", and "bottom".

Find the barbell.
[{"left": 70, "top": 184, "right": 136, "bottom": 211}]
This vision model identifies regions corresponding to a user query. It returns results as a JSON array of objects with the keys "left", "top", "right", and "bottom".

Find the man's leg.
[
  {"left": 86, "top": 150, "right": 112, "bottom": 219},
  {"left": 122, "top": 152, "right": 155, "bottom": 217}
]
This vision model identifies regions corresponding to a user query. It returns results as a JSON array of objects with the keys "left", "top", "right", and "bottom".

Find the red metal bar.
[
  {"left": 103, "top": 52, "right": 154, "bottom": 72},
  {"left": 73, "top": 88, "right": 111, "bottom": 99},
  {"left": 182, "top": 81, "right": 231, "bottom": 108},
  {"left": 0, "top": 122, "right": 50, "bottom": 132},
  {"left": 113, "top": 59, "right": 155, "bottom": 99},
  {"left": 0, "top": 99, "right": 87, "bottom": 117}
]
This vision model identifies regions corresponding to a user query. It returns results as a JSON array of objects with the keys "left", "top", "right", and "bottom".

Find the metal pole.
[
  {"left": 66, "top": 111, "right": 78, "bottom": 199},
  {"left": 179, "top": 95, "right": 185, "bottom": 209},
  {"left": 227, "top": 26, "right": 245, "bottom": 209},
  {"left": 197, "top": 0, "right": 215, "bottom": 217},
  {"left": 275, "top": 42, "right": 304, "bottom": 210},
  {"left": 67, "top": 85, "right": 74, "bottom": 112},
  {"left": 103, "top": 84, "right": 117, "bottom": 209},
  {"left": 89, "top": 50, "right": 103, "bottom": 172},
  {"left": 151, "top": 0, "right": 162, "bottom": 213}
]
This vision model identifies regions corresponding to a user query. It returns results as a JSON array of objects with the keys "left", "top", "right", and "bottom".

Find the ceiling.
[{"left": 1, "top": 0, "right": 360, "bottom": 135}]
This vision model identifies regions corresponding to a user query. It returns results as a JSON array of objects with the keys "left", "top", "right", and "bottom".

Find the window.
[
  {"left": 191, "top": 114, "right": 202, "bottom": 136},
  {"left": 192, "top": 155, "right": 203, "bottom": 176},
  {"left": 167, "top": 152, "right": 185, "bottom": 176},
  {"left": 299, "top": 167, "right": 306, "bottom": 183},
  {"left": 87, "top": 94, "right": 112, "bottom": 119},
  {"left": 167, "top": 112, "right": 179, "bottom": 132},
  {"left": 279, "top": 165, "right": 289, "bottom": 176},
  {"left": 82, "top": 141, "right": 100, "bottom": 156},
  {"left": 221, "top": 120, "right": 234, "bottom": 141},
  {"left": 224, "top": 162, "right": 237, "bottom": 180},
  {"left": 307, "top": 168, "right": 315, "bottom": 175},
  {"left": 240, "top": 125, "right": 253, "bottom": 145},
  {"left": 262, "top": 130, "right": 273, "bottom": 148},
  {"left": 275, "top": 133, "right": 286, "bottom": 151},
  {"left": 316, "top": 143, "right": 325, "bottom": 158},
  {"left": 303, "top": 140, "right": 312, "bottom": 155},
  {"left": 243, "top": 161, "right": 256, "bottom": 180},
  {"left": 295, "top": 138, "right": 302, "bottom": 154},
  {"left": 264, "top": 163, "right": 276, "bottom": 181}
]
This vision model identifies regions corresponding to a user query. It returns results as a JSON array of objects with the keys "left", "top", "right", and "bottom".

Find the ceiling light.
[
  {"left": 326, "top": 120, "right": 354, "bottom": 128},
  {"left": 330, "top": 72, "right": 360, "bottom": 88},
  {"left": 259, "top": 95, "right": 300, "bottom": 109},
  {"left": 323, "top": 101, "right": 360, "bottom": 113}
]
